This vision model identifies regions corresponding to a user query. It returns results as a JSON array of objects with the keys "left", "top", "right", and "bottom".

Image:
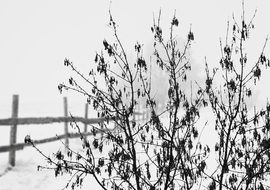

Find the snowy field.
[
  {"left": 0, "top": 138, "right": 102, "bottom": 190},
  {"left": 0, "top": 97, "right": 104, "bottom": 190}
]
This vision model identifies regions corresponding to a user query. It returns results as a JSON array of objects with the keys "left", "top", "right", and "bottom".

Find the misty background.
[{"left": 1, "top": 0, "right": 270, "bottom": 117}]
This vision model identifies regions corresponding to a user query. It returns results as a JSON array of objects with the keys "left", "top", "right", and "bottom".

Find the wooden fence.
[{"left": 0, "top": 95, "right": 152, "bottom": 167}]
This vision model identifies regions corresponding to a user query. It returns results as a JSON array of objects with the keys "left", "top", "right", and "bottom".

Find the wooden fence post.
[
  {"left": 9, "top": 94, "right": 19, "bottom": 167},
  {"left": 63, "top": 97, "right": 69, "bottom": 149},
  {"left": 84, "top": 103, "right": 88, "bottom": 133}
]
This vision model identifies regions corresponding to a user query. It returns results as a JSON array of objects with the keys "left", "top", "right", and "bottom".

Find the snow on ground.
[
  {"left": 0, "top": 97, "right": 105, "bottom": 190},
  {"left": 0, "top": 138, "right": 102, "bottom": 190},
  {"left": 0, "top": 113, "right": 104, "bottom": 190}
]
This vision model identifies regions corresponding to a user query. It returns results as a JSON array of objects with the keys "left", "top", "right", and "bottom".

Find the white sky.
[{"left": 0, "top": 0, "right": 270, "bottom": 116}]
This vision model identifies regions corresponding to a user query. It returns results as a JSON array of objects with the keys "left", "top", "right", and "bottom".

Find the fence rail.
[
  {"left": 0, "top": 117, "right": 109, "bottom": 126},
  {"left": 0, "top": 95, "right": 151, "bottom": 167},
  {"left": 0, "top": 130, "right": 108, "bottom": 153}
]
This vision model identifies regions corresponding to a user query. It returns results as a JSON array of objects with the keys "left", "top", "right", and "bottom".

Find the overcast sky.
[{"left": 1, "top": 0, "right": 270, "bottom": 117}]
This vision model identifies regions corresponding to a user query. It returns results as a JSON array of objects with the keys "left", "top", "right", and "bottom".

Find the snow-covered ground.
[
  {"left": 0, "top": 133, "right": 102, "bottom": 190},
  {"left": 0, "top": 97, "right": 104, "bottom": 190}
]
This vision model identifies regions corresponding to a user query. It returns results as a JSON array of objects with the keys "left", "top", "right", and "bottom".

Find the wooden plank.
[
  {"left": 0, "top": 129, "right": 112, "bottom": 153},
  {"left": 0, "top": 117, "right": 110, "bottom": 126},
  {"left": 63, "top": 97, "right": 69, "bottom": 149},
  {"left": 9, "top": 95, "right": 19, "bottom": 167}
]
